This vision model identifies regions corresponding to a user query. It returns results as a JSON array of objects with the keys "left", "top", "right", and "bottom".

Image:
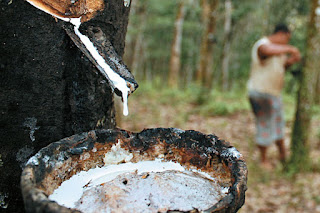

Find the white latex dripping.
[
  {"left": 26, "top": 1, "right": 130, "bottom": 116},
  {"left": 70, "top": 18, "right": 130, "bottom": 116}
]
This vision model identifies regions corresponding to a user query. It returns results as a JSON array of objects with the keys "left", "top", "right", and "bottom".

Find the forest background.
[{"left": 118, "top": 0, "right": 320, "bottom": 212}]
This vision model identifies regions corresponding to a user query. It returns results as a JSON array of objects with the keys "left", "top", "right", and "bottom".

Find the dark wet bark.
[{"left": 0, "top": 0, "right": 131, "bottom": 211}]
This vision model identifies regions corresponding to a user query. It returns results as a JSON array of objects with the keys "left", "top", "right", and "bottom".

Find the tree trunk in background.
[
  {"left": 204, "top": 0, "right": 219, "bottom": 88},
  {"left": 315, "top": 70, "right": 320, "bottom": 104},
  {"left": 262, "top": 0, "right": 272, "bottom": 34},
  {"left": 196, "top": 0, "right": 218, "bottom": 87},
  {"left": 221, "top": 0, "right": 232, "bottom": 91},
  {"left": 288, "top": 0, "right": 320, "bottom": 173},
  {"left": 168, "top": 2, "right": 186, "bottom": 88},
  {"left": 131, "top": 0, "right": 147, "bottom": 78},
  {"left": 0, "top": 0, "right": 130, "bottom": 211}
]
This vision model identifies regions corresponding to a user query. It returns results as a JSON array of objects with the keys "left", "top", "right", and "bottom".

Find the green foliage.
[
  {"left": 133, "top": 80, "right": 250, "bottom": 118},
  {"left": 197, "top": 101, "right": 238, "bottom": 116},
  {"left": 180, "top": 9, "right": 202, "bottom": 81},
  {"left": 133, "top": 79, "right": 304, "bottom": 121},
  {"left": 144, "top": 1, "right": 177, "bottom": 78},
  {"left": 313, "top": 195, "right": 320, "bottom": 204},
  {"left": 190, "top": 88, "right": 250, "bottom": 116},
  {"left": 312, "top": 104, "right": 320, "bottom": 118},
  {"left": 231, "top": 0, "right": 256, "bottom": 21}
]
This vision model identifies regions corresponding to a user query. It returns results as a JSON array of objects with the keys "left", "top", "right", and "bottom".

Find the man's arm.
[
  {"left": 285, "top": 48, "right": 301, "bottom": 68},
  {"left": 258, "top": 43, "right": 301, "bottom": 67}
]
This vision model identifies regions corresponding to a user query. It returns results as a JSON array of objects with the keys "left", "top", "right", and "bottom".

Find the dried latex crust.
[{"left": 27, "top": 0, "right": 104, "bottom": 22}]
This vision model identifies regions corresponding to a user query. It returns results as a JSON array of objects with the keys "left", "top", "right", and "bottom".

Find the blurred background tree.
[
  {"left": 124, "top": 0, "right": 310, "bottom": 91},
  {"left": 168, "top": 0, "right": 186, "bottom": 88},
  {"left": 288, "top": 0, "right": 320, "bottom": 173},
  {"left": 196, "top": 0, "right": 218, "bottom": 87}
]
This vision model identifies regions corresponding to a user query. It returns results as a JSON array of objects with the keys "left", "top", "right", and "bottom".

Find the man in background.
[{"left": 248, "top": 24, "right": 301, "bottom": 168}]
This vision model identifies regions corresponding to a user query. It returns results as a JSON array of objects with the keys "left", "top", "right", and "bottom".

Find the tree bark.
[
  {"left": 288, "top": 0, "right": 319, "bottom": 173},
  {"left": 131, "top": 1, "right": 147, "bottom": 79},
  {"left": 196, "top": 0, "right": 218, "bottom": 87},
  {"left": 221, "top": 0, "right": 232, "bottom": 91},
  {"left": 205, "top": 0, "right": 219, "bottom": 88},
  {"left": 0, "top": 0, "right": 131, "bottom": 211},
  {"left": 315, "top": 69, "right": 320, "bottom": 104},
  {"left": 168, "top": 2, "right": 186, "bottom": 88}
]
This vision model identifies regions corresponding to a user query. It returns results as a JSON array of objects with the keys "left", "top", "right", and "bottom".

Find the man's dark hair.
[{"left": 274, "top": 24, "right": 290, "bottom": 34}]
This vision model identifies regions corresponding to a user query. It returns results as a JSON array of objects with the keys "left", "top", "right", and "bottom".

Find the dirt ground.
[{"left": 117, "top": 95, "right": 320, "bottom": 213}]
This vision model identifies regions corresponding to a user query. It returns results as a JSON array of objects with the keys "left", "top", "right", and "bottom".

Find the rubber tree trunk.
[
  {"left": 131, "top": 0, "right": 147, "bottom": 80},
  {"left": 288, "top": 0, "right": 319, "bottom": 173},
  {"left": 315, "top": 69, "right": 320, "bottom": 104},
  {"left": 168, "top": 2, "right": 186, "bottom": 88},
  {"left": 196, "top": 0, "right": 218, "bottom": 87},
  {"left": 0, "top": 0, "right": 131, "bottom": 211},
  {"left": 221, "top": 0, "right": 232, "bottom": 91}
]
